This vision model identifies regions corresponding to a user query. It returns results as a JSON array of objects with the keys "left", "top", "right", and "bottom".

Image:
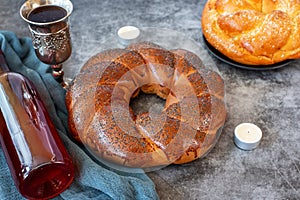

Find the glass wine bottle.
[{"left": 0, "top": 50, "right": 74, "bottom": 199}]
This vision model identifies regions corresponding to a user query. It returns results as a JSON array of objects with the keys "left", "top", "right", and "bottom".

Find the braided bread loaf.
[
  {"left": 66, "top": 42, "right": 226, "bottom": 168},
  {"left": 202, "top": 0, "right": 300, "bottom": 65}
]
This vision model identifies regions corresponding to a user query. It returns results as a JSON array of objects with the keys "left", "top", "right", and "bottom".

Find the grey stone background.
[{"left": 1, "top": 0, "right": 299, "bottom": 199}]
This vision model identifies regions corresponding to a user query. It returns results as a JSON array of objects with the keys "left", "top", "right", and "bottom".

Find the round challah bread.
[
  {"left": 202, "top": 0, "right": 300, "bottom": 65},
  {"left": 66, "top": 42, "right": 226, "bottom": 168}
]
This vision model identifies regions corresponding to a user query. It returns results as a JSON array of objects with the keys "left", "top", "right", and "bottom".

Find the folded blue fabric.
[{"left": 0, "top": 30, "right": 159, "bottom": 200}]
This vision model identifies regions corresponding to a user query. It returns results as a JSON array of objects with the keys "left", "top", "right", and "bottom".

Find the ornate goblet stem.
[{"left": 52, "top": 64, "right": 68, "bottom": 88}]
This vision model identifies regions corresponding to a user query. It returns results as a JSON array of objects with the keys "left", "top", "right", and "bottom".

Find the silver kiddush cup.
[{"left": 20, "top": 0, "right": 73, "bottom": 88}]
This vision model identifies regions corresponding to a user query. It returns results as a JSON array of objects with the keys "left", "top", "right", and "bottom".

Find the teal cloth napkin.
[{"left": 0, "top": 30, "right": 159, "bottom": 200}]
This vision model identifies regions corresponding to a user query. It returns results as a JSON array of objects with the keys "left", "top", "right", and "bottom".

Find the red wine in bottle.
[{"left": 0, "top": 50, "right": 74, "bottom": 199}]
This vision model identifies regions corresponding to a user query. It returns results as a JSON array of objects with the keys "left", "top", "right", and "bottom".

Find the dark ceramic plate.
[{"left": 202, "top": 35, "right": 292, "bottom": 70}]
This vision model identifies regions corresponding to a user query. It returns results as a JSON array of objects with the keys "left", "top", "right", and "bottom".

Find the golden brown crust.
[
  {"left": 66, "top": 42, "right": 226, "bottom": 168},
  {"left": 202, "top": 0, "right": 300, "bottom": 65}
]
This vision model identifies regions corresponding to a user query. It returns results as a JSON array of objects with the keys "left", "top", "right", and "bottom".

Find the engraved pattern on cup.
[{"left": 29, "top": 25, "right": 70, "bottom": 52}]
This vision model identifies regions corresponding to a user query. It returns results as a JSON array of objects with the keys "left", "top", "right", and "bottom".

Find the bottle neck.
[{"left": 0, "top": 50, "right": 11, "bottom": 74}]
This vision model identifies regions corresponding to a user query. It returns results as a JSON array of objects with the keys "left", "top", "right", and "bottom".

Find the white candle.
[
  {"left": 117, "top": 26, "right": 140, "bottom": 46},
  {"left": 234, "top": 123, "right": 262, "bottom": 150}
]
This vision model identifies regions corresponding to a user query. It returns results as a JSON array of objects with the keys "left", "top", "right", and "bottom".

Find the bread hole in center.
[
  {"left": 129, "top": 85, "right": 170, "bottom": 135},
  {"left": 130, "top": 90, "right": 165, "bottom": 117}
]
